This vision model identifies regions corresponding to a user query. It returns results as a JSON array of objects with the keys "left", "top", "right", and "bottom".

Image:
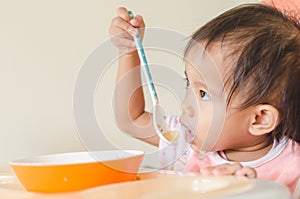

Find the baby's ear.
[{"left": 248, "top": 104, "right": 279, "bottom": 136}]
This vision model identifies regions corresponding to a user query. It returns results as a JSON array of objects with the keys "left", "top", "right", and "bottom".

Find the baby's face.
[{"left": 180, "top": 43, "right": 258, "bottom": 152}]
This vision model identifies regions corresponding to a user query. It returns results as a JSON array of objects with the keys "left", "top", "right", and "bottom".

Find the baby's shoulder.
[
  {"left": 284, "top": 140, "right": 300, "bottom": 157},
  {"left": 276, "top": 141, "right": 300, "bottom": 173}
]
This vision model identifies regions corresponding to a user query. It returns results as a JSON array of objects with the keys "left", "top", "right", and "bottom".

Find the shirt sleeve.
[{"left": 255, "top": 140, "right": 300, "bottom": 193}]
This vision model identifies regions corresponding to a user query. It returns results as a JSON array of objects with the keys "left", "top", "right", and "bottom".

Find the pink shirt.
[{"left": 159, "top": 116, "right": 300, "bottom": 193}]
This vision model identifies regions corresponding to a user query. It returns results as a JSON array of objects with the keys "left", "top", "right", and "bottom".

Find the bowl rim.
[{"left": 9, "top": 150, "right": 144, "bottom": 166}]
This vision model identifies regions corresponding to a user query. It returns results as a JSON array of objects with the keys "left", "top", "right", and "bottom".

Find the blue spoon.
[{"left": 128, "top": 11, "right": 178, "bottom": 144}]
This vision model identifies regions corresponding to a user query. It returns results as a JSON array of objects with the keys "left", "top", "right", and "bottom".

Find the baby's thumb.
[{"left": 130, "top": 15, "right": 145, "bottom": 28}]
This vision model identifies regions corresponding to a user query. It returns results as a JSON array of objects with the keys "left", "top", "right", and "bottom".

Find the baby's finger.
[
  {"left": 202, "top": 163, "right": 243, "bottom": 176},
  {"left": 219, "top": 163, "right": 243, "bottom": 174},
  {"left": 130, "top": 15, "right": 145, "bottom": 28},
  {"left": 111, "top": 17, "right": 133, "bottom": 32},
  {"left": 110, "top": 17, "right": 138, "bottom": 36},
  {"left": 235, "top": 167, "right": 257, "bottom": 178},
  {"left": 200, "top": 166, "right": 215, "bottom": 175},
  {"left": 117, "top": 7, "right": 131, "bottom": 21},
  {"left": 110, "top": 37, "right": 135, "bottom": 48},
  {"left": 109, "top": 25, "right": 133, "bottom": 39}
]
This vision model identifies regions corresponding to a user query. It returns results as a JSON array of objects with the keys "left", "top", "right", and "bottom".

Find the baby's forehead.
[{"left": 184, "top": 42, "right": 236, "bottom": 78}]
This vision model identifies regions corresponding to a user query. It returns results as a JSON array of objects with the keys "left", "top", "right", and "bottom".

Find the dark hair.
[{"left": 185, "top": 4, "right": 300, "bottom": 142}]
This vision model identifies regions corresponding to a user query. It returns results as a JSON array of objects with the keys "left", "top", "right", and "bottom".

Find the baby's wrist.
[
  {"left": 119, "top": 48, "right": 137, "bottom": 56},
  {"left": 119, "top": 50, "right": 139, "bottom": 60}
]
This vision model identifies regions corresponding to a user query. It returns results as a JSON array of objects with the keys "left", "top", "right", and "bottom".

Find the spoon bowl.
[{"left": 153, "top": 104, "right": 179, "bottom": 144}]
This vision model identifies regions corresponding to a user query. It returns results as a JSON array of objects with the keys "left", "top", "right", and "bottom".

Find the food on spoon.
[{"left": 163, "top": 130, "right": 178, "bottom": 142}]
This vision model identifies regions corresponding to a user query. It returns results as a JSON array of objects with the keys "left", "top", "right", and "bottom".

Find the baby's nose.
[{"left": 180, "top": 104, "right": 194, "bottom": 118}]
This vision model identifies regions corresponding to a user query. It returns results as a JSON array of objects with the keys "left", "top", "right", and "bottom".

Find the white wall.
[{"left": 0, "top": 0, "right": 258, "bottom": 170}]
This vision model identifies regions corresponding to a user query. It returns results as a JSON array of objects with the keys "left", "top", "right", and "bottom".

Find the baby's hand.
[
  {"left": 200, "top": 163, "right": 256, "bottom": 178},
  {"left": 109, "top": 7, "right": 145, "bottom": 53}
]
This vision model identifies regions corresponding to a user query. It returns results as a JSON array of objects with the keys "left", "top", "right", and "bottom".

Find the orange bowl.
[{"left": 9, "top": 150, "right": 144, "bottom": 193}]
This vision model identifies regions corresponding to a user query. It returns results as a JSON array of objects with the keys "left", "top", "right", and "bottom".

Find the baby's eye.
[{"left": 200, "top": 90, "right": 210, "bottom": 101}]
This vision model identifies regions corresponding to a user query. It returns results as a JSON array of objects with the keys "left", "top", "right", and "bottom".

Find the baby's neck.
[{"left": 223, "top": 139, "right": 273, "bottom": 162}]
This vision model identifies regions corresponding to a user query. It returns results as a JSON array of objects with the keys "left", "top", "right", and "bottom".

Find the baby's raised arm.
[{"left": 110, "top": 7, "right": 159, "bottom": 146}]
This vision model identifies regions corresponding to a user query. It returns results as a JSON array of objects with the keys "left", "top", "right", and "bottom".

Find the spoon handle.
[
  {"left": 128, "top": 11, "right": 178, "bottom": 145},
  {"left": 128, "top": 11, "right": 158, "bottom": 105}
]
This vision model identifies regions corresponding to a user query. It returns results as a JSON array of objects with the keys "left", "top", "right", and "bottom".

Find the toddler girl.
[{"left": 110, "top": 4, "right": 300, "bottom": 193}]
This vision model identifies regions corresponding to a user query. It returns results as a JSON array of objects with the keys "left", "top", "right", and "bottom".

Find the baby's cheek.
[{"left": 195, "top": 118, "right": 219, "bottom": 150}]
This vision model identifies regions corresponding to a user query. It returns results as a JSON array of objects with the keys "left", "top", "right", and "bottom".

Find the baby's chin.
[
  {"left": 189, "top": 140, "right": 222, "bottom": 153},
  {"left": 190, "top": 141, "right": 209, "bottom": 152}
]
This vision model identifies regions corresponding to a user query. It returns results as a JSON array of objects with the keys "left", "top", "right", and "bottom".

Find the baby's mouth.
[{"left": 179, "top": 121, "right": 195, "bottom": 144}]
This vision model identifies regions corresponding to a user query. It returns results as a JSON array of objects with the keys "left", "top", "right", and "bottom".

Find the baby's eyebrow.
[
  {"left": 184, "top": 72, "right": 219, "bottom": 96},
  {"left": 185, "top": 68, "right": 221, "bottom": 95},
  {"left": 191, "top": 81, "right": 209, "bottom": 89}
]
